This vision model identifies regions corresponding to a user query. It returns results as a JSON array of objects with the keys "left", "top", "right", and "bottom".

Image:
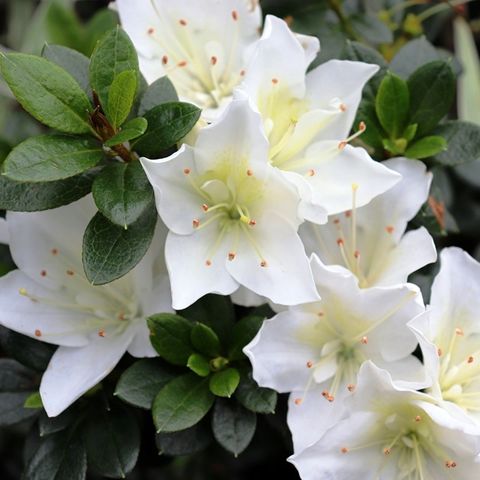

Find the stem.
[
  {"left": 326, "top": 0, "right": 359, "bottom": 40},
  {"left": 417, "top": 0, "right": 474, "bottom": 22}
]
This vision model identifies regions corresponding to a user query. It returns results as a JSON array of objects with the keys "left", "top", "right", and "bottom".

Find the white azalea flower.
[
  {"left": 141, "top": 94, "right": 319, "bottom": 310},
  {"left": 301, "top": 158, "right": 437, "bottom": 288},
  {"left": 290, "top": 362, "right": 480, "bottom": 480},
  {"left": 410, "top": 247, "right": 480, "bottom": 425},
  {"left": 0, "top": 217, "right": 8, "bottom": 244},
  {"left": 0, "top": 197, "right": 172, "bottom": 417},
  {"left": 244, "top": 255, "right": 426, "bottom": 451},
  {"left": 239, "top": 15, "right": 401, "bottom": 223},
  {"left": 115, "top": 0, "right": 262, "bottom": 120}
]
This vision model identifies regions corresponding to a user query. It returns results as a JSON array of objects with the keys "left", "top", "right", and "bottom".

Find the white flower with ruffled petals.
[
  {"left": 410, "top": 247, "right": 480, "bottom": 427},
  {"left": 0, "top": 197, "right": 172, "bottom": 417},
  {"left": 115, "top": 0, "right": 262, "bottom": 120},
  {"left": 290, "top": 362, "right": 480, "bottom": 480},
  {"left": 301, "top": 158, "right": 437, "bottom": 288},
  {"left": 141, "top": 94, "right": 319, "bottom": 310},
  {"left": 244, "top": 255, "right": 426, "bottom": 452},
  {"left": 239, "top": 15, "right": 401, "bottom": 223}
]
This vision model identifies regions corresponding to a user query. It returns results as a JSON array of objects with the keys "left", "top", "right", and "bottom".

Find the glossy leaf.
[
  {"left": 209, "top": 368, "right": 240, "bottom": 398},
  {"left": 107, "top": 69, "right": 137, "bottom": 128}
]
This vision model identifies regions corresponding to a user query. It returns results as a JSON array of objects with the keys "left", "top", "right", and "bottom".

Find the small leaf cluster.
[
  {"left": 115, "top": 296, "right": 277, "bottom": 457},
  {"left": 0, "top": 26, "right": 200, "bottom": 287}
]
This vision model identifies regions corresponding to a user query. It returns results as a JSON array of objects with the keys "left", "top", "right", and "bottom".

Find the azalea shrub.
[{"left": 1, "top": 0, "right": 480, "bottom": 479}]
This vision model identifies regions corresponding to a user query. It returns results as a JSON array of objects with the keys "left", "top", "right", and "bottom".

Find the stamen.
[
  {"left": 339, "top": 103, "right": 347, "bottom": 112},
  {"left": 205, "top": 260, "right": 212, "bottom": 267},
  {"left": 178, "top": 60, "right": 188, "bottom": 68},
  {"left": 193, "top": 219, "right": 200, "bottom": 228},
  {"left": 456, "top": 327, "right": 464, "bottom": 336},
  {"left": 232, "top": 10, "right": 239, "bottom": 21},
  {"left": 162, "top": 55, "right": 169, "bottom": 65},
  {"left": 51, "top": 248, "right": 58, "bottom": 255},
  {"left": 468, "top": 356, "right": 474, "bottom": 364},
  {"left": 202, "top": 204, "right": 209, "bottom": 212},
  {"left": 179, "top": 19, "right": 187, "bottom": 26},
  {"left": 147, "top": 27, "right": 155, "bottom": 35},
  {"left": 98, "top": 329, "right": 106, "bottom": 337},
  {"left": 210, "top": 56, "right": 218, "bottom": 66},
  {"left": 347, "top": 384, "right": 356, "bottom": 392},
  {"left": 40, "top": 270, "right": 47, "bottom": 277},
  {"left": 307, "top": 169, "right": 315, "bottom": 177},
  {"left": 415, "top": 415, "right": 422, "bottom": 422},
  {"left": 240, "top": 69, "right": 246, "bottom": 76},
  {"left": 294, "top": 398, "right": 302, "bottom": 405},
  {"left": 445, "top": 460, "right": 457, "bottom": 469},
  {"left": 66, "top": 270, "right": 74, "bottom": 276},
  {"left": 306, "top": 361, "right": 314, "bottom": 368},
  {"left": 19, "top": 288, "right": 28, "bottom": 296},
  {"left": 183, "top": 168, "right": 191, "bottom": 175},
  {"left": 248, "top": 220, "right": 256, "bottom": 226},
  {"left": 438, "top": 348, "right": 443, "bottom": 357},
  {"left": 338, "top": 122, "right": 366, "bottom": 149},
  {"left": 341, "top": 447, "right": 349, "bottom": 454},
  {"left": 271, "top": 78, "right": 279, "bottom": 85},
  {"left": 386, "top": 225, "right": 394, "bottom": 234},
  {"left": 246, "top": 169, "right": 253, "bottom": 176},
  {"left": 34, "top": 329, "right": 42, "bottom": 337},
  {"left": 260, "top": 260, "right": 268, "bottom": 268},
  {"left": 383, "top": 448, "right": 391, "bottom": 455},
  {"left": 361, "top": 336, "right": 368, "bottom": 345},
  {"left": 228, "top": 252, "right": 236, "bottom": 261}
]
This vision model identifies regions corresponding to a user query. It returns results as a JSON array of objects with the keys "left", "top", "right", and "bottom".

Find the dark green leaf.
[
  {"left": 179, "top": 294, "right": 235, "bottom": 345},
  {"left": 133, "top": 102, "right": 201, "bottom": 157},
  {"left": 0, "top": 53, "right": 93, "bottom": 134},
  {"left": 0, "top": 358, "right": 36, "bottom": 392},
  {"left": 84, "top": 403, "right": 140, "bottom": 478},
  {"left": 209, "top": 368, "right": 240, "bottom": 398},
  {"left": 82, "top": 207, "right": 157, "bottom": 285},
  {"left": 107, "top": 70, "right": 137, "bottom": 128},
  {"left": 104, "top": 117, "right": 148, "bottom": 147},
  {"left": 235, "top": 373, "right": 277, "bottom": 414},
  {"left": 228, "top": 316, "right": 263, "bottom": 361},
  {"left": 407, "top": 61, "right": 455, "bottom": 137},
  {"left": 0, "top": 392, "right": 38, "bottom": 426},
  {"left": 115, "top": 358, "right": 176, "bottom": 409},
  {"left": 390, "top": 37, "right": 439, "bottom": 79},
  {"left": 89, "top": 27, "right": 139, "bottom": 115},
  {"left": 39, "top": 407, "right": 78, "bottom": 437},
  {"left": 92, "top": 161, "right": 153, "bottom": 228},
  {"left": 191, "top": 322, "right": 221, "bottom": 357},
  {"left": 375, "top": 73, "right": 410, "bottom": 138},
  {"left": 153, "top": 374, "right": 214, "bottom": 433},
  {"left": 0, "top": 326, "right": 55, "bottom": 371},
  {"left": 403, "top": 123, "right": 418, "bottom": 142},
  {"left": 0, "top": 170, "right": 95, "bottom": 212},
  {"left": 3, "top": 135, "right": 103, "bottom": 182},
  {"left": 187, "top": 353, "right": 211, "bottom": 377},
  {"left": 44, "top": 3, "right": 84, "bottom": 52},
  {"left": 84, "top": 9, "right": 119, "bottom": 56},
  {"left": 351, "top": 14, "right": 393, "bottom": 45},
  {"left": 42, "top": 44, "right": 90, "bottom": 96},
  {"left": 211, "top": 399, "right": 256, "bottom": 456},
  {"left": 138, "top": 76, "right": 178, "bottom": 116},
  {"left": 156, "top": 420, "right": 212, "bottom": 456},
  {"left": 354, "top": 101, "right": 385, "bottom": 150},
  {"left": 147, "top": 314, "right": 194, "bottom": 366},
  {"left": 25, "top": 430, "right": 87, "bottom": 480},
  {"left": 405, "top": 136, "right": 447, "bottom": 159},
  {"left": 24, "top": 392, "right": 43, "bottom": 409},
  {"left": 434, "top": 121, "right": 480, "bottom": 166}
]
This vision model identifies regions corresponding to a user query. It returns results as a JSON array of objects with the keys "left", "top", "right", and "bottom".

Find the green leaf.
[
  {"left": 92, "top": 162, "right": 154, "bottom": 228},
  {"left": 153, "top": 374, "right": 215, "bottom": 433},
  {"left": 84, "top": 403, "right": 140, "bottom": 479},
  {"left": 156, "top": 420, "right": 212, "bottom": 456},
  {"left": 138, "top": 76, "right": 178, "bottom": 116},
  {"left": 235, "top": 373, "right": 277, "bottom": 414},
  {"left": 3, "top": 135, "right": 103, "bottom": 183},
  {"left": 211, "top": 399, "right": 256, "bottom": 456},
  {"left": 0, "top": 53, "right": 93, "bottom": 134},
  {"left": 434, "top": 121, "right": 480, "bottom": 166},
  {"left": 24, "top": 392, "right": 43, "bottom": 409},
  {"left": 0, "top": 392, "right": 38, "bottom": 426},
  {"left": 0, "top": 326, "right": 55, "bottom": 372},
  {"left": 115, "top": 358, "right": 176, "bottom": 409},
  {"left": 0, "top": 170, "right": 94, "bottom": 212},
  {"left": 147, "top": 314, "right": 194, "bottom": 366},
  {"left": 0, "top": 358, "right": 36, "bottom": 392},
  {"left": 228, "top": 316, "right": 263, "bottom": 361},
  {"left": 351, "top": 14, "right": 393, "bottom": 45},
  {"left": 82, "top": 207, "right": 157, "bottom": 285},
  {"left": 187, "top": 353, "right": 211, "bottom": 377},
  {"left": 191, "top": 322, "right": 221, "bottom": 357},
  {"left": 39, "top": 407, "right": 78, "bottom": 437},
  {"left": 44, "top": 2, "right": 84, "bottom": 52},
  {"left": 403, "top": 124, "right": 418, "bottom": 142},
  {"left": 84, "top": 9, "right": 119, "bottom": 56},
  {"left": 104, "top": 117, "right": 148, "bottom": 147},
  {"left": 133, "top": 102, "right": 201, "bottom": 157},
  {"left": 405, "top": 136, "right": 447, "bottom": 159},
  {"left": 107, "top": 69, "right": 137, "bottom": 128},
  {"left": 179, "top": 294, "right": 235, "bottom": 345},
  {"left": 375, "top": 73, "right": 410, "bottom": 138},
  {"left": 390, "top": 37, "right": 440, "bottom": 79},
  {"left": 25, "top": 429, "right": 87, "bottom": 480},
  {"left": 407, "top": 61, "right": 455, "bottom": 137},
  {"left": 89, "top": 26, "right": 139, "bottom": 115},
  {"left": 209, "top": 368, "right": 240, "bottom": 398},
  {"left": 355, "top": 101, "right": 385, "bottom": 150},
  {"left": 42, "top": 44, "right": 90, "bottom": 96}
]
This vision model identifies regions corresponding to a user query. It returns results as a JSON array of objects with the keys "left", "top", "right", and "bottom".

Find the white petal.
[
  {"left": 165, "top": 229, "right": 238, "bottom": 310},
  {"left": 0, "top": 271, "right": 90, "bottom": 347},
  {"left": 305, "top": 59, "right": 379, "bottom": 139},
  {"left": 127, "top": 320, "right": 158, "bottom": 358},
  {"left": 194, "top": 93, "right": 269, "bottom": 172},
  {"left": 141, "top": 145, "right": 203, "bottom": 235},
  {"left": 0, "top": 217, "right": 9, "bottom": 244},
  {"left": 226, "top": 213, "right": 319, "bottom": 305},
  {"left": 41, "top": 327, "right": 136, "bottom": 416},
  {"left": 6, "top": 196, "right": 95, "bottom": 289},
  {"left": 230, "top": 286, "right": 266, "bottom": 307},
  {"left": 302, "top": 143, "right": 401, "bottom": 215},
  {"left": 295, "top": 32, "right": 320, "bottom": 67},
  {"left": 243, "top": 310, "right": 319, "bottom": 392},
  {"left": 287, "top": 385, "right": 350, "bottom": 452},
  {"left": 242, "top": 15, "right": 309, "bottom": 100}
]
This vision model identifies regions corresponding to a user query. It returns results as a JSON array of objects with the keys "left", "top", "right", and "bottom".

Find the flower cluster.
[{"left": 1, "top": 0, "right": 480, "bottom": 478}]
